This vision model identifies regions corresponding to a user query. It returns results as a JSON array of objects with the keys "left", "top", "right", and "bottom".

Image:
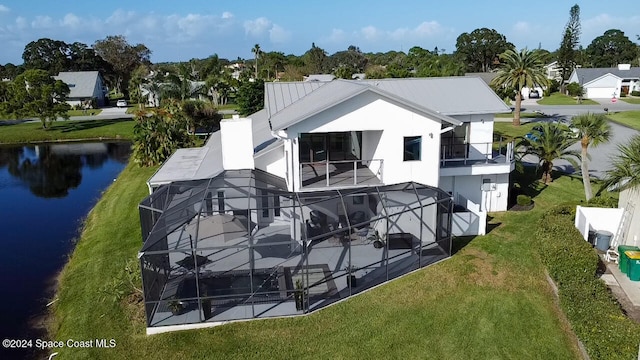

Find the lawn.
[
  {"left": 621, "top": 97, "right": 640, "bottom": 105},
  {"left": 68, "top": 109, "right": 103, "bottom": 116},
  {"left": 607, "top": 111, "right": 640, "bottom": 131},
  {"left": 494, "top": 112, "right": 540, "bottom": 119},
  {"left": 0, "top": 118, "right": 135, "bottom": 144},
  {"left": 48, "top": 160, "right": 589, "bottom": 359},
  {"left": 493, "top": 122, "right": 537, "bottom": 140},
  {"left": 537, "top": 93, "right": 598, "bottom": 105}
]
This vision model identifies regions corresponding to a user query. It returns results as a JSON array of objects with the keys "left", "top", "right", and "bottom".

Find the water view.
[{"left": 0, "top": 141, "right": 131, "bottom": 359}]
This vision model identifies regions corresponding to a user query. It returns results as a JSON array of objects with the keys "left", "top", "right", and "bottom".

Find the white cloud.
[
  {"left": 244, "top": 17, "right": 271, "bottom": 37},
  {"left": 269, "top": 24, "right": 291, "bottom": 43},
  {"left": 61, "top": 13, "right": 81, "bottom": 28},
  {"left": 413, "top": 21, "right": 442, "bottom": 37},
  {"left": 222, "top": 11, "right": 233, "bottom": 19},
  {"left": 14, "top": 16, "right": 27, "bottom": 30},
  {"left": 325, "top": 28, "right": 346, "bottom": 43},
  {"left": 361, "top": 26, "right": 381, "bottom": 41},
  {"left": 0, "top": 4, "right": 9, "bottom": 13},
  {"left": 513, "top": 21, "right": 531, "bottom": 33},
  {"left": 31, "top": 16, "right": 54, "bottom": 29}
]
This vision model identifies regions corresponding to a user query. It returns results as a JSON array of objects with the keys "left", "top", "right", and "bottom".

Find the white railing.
[
  {"left": 440, "top": 141, "right": 514, "bottom": 167},
  {"left": 299, "top": 159, "right": 384, "bottom": 188}
]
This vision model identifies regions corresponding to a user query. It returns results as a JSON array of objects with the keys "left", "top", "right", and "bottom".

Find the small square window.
[
  {"left": 403, "top": 136, "right": 421, "bottom": 161},
  {"left": 353, "top": 195, "right": 364, "bottom": 205}
]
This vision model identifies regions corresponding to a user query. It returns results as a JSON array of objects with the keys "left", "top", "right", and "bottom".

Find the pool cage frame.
[{"left": 139, "top": 169, "right": 453, "bottom": 329}]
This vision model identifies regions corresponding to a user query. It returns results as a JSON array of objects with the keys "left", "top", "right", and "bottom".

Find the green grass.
[
  {"left": 68, "top": 109, "right": 103, "bottom": 116},
  {"left": 607, "top": 111, "right": 640, "bottom": 131},
  {"left": 0, "top": 118, "right": 134, "bottom": 144},
  {"left": 620, "top": 97, "right": 640, "bottom": 104},
  {"left": 537, "top": 93, "right": 598, "bottom": 105},
  {"left": 493, "top": 122, "right": 537, "bottom": 140},
  {"left": 48, "top": 160, "right": 594, "bottom": 359},
  {"left": 217, "top": 103, "right": 239, "bottom": 111},
  {"left": 494, "top": 112, "right": 540, "bottom": 119}
]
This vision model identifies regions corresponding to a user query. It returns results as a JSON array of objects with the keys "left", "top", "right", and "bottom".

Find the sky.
[{"left": 0, "top": 1, "right": 638, "bottom": 64}]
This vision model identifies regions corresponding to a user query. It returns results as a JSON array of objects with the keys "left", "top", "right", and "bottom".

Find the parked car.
[
  {"left": 116, "top": 100, "right": 128, "bottom": 108},
  {"left": 528, "top": 90, "right": 540, "bottom": 99}
]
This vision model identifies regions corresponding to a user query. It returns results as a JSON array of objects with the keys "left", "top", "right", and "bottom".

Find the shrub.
[
  {"left": 586, "top": 196, "right": 618, "bottom": 208},
  {"left": 620, "top": 93, "right": 627, "bottom": 97},
  {"left": 535, "top": 205, "right": 640, "bottom": 359},
  {"left": 631, "top": 90, "right": 640, "bottom": 97},
  {"left": 516, "top": 194, "right": 532, "bottom": 206},
  {"left": 566, "top": 82, "right": 584, "bottom": 97}
]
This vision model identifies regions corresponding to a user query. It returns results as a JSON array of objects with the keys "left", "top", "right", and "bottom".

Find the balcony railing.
[
  {"left": 440, "top": 141, "right": 514, "bottom": 167},
  {"left": 299, "top": 159, "right": 383, "bottom": 189}
]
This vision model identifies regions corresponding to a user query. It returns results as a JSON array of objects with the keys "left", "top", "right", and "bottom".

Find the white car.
[{"left": 116, "top": 100, "right": 128, "bottom": 108}]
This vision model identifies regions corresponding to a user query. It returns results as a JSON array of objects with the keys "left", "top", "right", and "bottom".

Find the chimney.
[
  {"left": 220, "top": 117, "right": 254, "bottom": 170},
  {"left": 618, "top": 64, "right": 631, "bottom": 71}
]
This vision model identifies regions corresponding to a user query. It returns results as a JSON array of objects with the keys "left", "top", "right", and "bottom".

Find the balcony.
[
  {"left": 299, "top": 159, "right": 383, "bottom": 190},
  {"left": 439, "top": 141, "right": 515, "bottom": 176}
]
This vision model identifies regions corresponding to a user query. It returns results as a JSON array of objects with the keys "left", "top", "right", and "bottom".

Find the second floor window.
[{"left": 403, "top": 136, "right": 421, "bottom": 161}]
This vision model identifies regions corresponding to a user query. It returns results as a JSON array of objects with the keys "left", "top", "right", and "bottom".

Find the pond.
[{"left": 0, "top": 141, "right": 131, "bottom": 358}]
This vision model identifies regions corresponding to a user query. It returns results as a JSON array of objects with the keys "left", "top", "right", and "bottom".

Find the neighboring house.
[
  {"left": 544, "top": 61, "right": 563, "bottom": 82},
  {"left": 464, "top": 72, "right": 498, "bottom": 86},
  {"left": 568, "top": 64, "right": 640, "bottom": 99},
  {"left": 138, "top": 77, "right": 514, "bottom": 333},
  {"left": 304, "top": 74, "right": 336, "bottom": 82},
  {"left": 54, "top": 71, "right": 108, "bottom": 107}
]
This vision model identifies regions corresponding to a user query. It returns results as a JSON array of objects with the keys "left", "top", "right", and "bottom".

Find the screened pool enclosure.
[{"left": 139, "top": 170, "right": 453, "bottom": 329}]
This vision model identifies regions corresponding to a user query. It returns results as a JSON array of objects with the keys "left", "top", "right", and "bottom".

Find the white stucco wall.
[
  {"left": 585, "top": 75, "right": 620, "bottom": 98},
  {"left": 439, "top": 173, "right": 509, "bottom": 213},
  {"left": 286, "top": 92, "right": 442, "bottom": 190},
  {"left": 220, "top": 118, "right": 254, "bottom": 171},
  {"left": 254, "top": 143, "right": 286, "bottom": 181}
]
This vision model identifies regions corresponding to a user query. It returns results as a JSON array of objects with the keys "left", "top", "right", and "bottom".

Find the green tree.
[
  {"left": 601, "top": 135, "right": 640, "bottom": 192},
  {"left": 251, "top": 44, "right": 262, "bottom": 79},
  {"left": 68, "top": 42, "right": 113, "bottom": 73},
  {"left": 491, "top": 49, "right": 549, "bottom": 126},
  {"left": 303, "top": 43, "right": 327, "bottom": 74},
  {"left": 236, "top": 79, "right": 264, "bottom": 116},
  {"left": 132, "top": 101, "right": 195, "bottom": 167},
  {"left": 586, "top": 29, "right": 637, "bottom": 67},
  {"left": 570, "top": 113, "right": 612, "bottom": 200},
  {"left": 557, "top": 4, "right": 581, "bottom": 84},
  {"left": 93, "top": 35, "right": 151, "bottom": 95},
  {"left": 181, "top": 100, "right": 222, "bottom": 134},
  {"left": 517, "top": 122, "right": 580, "bottom": 184},
  {"left": 455, "top": 28, "right": 514, "bottom": 72},
  {"left": 10, "top": 69, "right": 70, "bottom": 128},
  {"left": 566, "top": 82, "right": 584, "bottom": 97},
  {"left": 22, "top": 38, "right": 71, "bottom": 75}
]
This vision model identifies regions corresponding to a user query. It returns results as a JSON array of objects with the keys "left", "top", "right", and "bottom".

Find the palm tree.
[
  {"left": 251, "top": 44, "right": 261, "bottom": 80},
  {"left": 601, "top": 135, "right": 640, "bottom": 192},
  {"left": 517, "top": 122, "right": 580, "bottom": 184},
  {"left": 491, "top": 49, "right": 549, "bottom": 126},
  {"left": 571, "top": 113, "right": 612, "bottom": 200}
]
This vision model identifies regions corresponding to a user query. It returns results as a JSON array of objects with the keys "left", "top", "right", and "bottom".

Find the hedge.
[{"left": 535, "top": 205, "right": 640, "bottom": 360}]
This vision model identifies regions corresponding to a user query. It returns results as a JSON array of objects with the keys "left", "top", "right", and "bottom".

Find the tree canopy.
[
  {"left": 4, "top": 69, "right": 70, "bottom": 128},
  {"left": 586, "top": 29, "right": 638, "bottom": 67},
  {"left": 455, "top": 28, "right": 514, "bottom": 72},
  {"left": 236, "top": 79, "right": 264, "bottom": 116},
  {"left": 557, "top": 4, "right": 581, "bottom": 82},
  {"left": 93, "top": 35, "right": 151, "bottom": 95}
]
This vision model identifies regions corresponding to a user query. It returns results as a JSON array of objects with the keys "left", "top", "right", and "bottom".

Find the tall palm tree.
[
  {"left": 571, "top": 113, "right": 612, "bottom": 200},
  {"left": 251, "top": 44, "right": 261, "bottom": 80},
  {"left": 601, "top": 135, "right": 640, "bottom": 192},
  {"left": 517, "top": 122, "right": 580, "bottom": 184},
  {"left": 491, "top": 48, "right": 549, "bottom": 126}
]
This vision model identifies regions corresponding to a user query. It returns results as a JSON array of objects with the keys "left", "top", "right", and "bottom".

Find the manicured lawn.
[
  {"left": 537, "top": 93, "right": 598, "bottom": 105},
  {"left": 494, "top": 112, "right": 540, "bottom": 119},
  {"left": 0, "top": 118, "right": 134, "bottom": 144},
  {"left": 607, "top": 111, "right": 640, "bottom": 131},
  {"left": 49, "top": 160, "right": 587, "bottom": 359},
  {"left": 217, "top": 103, "right": 239, "bottom": 111},
  {"left": 493, "top": 122, "right": 537, "bottom": 140},
  {"left": 620, "top": 97, "right": 640, "bottom": 104},
  {"left": 68, "top": 109, "right": 103, "bottom": 116}
]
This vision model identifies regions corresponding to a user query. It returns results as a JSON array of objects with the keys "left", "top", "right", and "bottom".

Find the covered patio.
[{"left": 139, "top": 170, "right": 453, "bottom": 331}]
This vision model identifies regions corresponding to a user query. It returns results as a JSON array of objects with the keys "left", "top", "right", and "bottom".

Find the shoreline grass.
[
  {"left": 48, "top": 160, "right": 589, "bottom": 359},
  {"left": 0, "top": 118, "right": 134, "bottom": 144},
  {"left": 537, "top": 93, "right": 598, "bottom": 105}
]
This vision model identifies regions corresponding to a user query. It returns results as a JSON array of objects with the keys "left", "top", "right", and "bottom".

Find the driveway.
[{"left": 521, "top": 120, "right": 639, "bottom": 179}]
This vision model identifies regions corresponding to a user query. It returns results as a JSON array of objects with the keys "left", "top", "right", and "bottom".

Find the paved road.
[
  {"left": 521, "top": 120, "right": 638, "bottom": 179},
  {"left": 519, "top": 97, "right": 640, "bottom": 116}
]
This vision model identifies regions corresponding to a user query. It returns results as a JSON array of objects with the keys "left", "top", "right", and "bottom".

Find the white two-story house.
[{"left": 138, "top": 77, "right": 514, "bottom": 333}]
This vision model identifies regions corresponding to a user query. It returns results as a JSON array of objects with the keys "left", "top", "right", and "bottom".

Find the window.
[
  {"left": 273, "top": 195, "right": 281, "bottom": 217},
  {"left": 261, "top": 190, "right": 269, "bottom": 218},
  {"left": 217, "top": 191, "right": 225, "bottom": 213},
  {"left": 403, "top": 136, "right": 421, "bottom": 161},
  {"left": 353, "top": 195, "right": 364, "bottom": 205}
]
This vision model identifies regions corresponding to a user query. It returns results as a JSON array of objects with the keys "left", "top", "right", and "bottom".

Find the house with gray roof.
[
  {"left": 568, "top": 64, "right": 640, "bottom": 99},
  {"left": 138, "top": 76, "right": 515, "bottom": 333},
  {"left": 54, "top": 71, "right": 107, "bottom": 107}
]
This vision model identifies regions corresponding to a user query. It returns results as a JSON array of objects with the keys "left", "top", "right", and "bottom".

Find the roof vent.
[{"left": 618, "top": 64, "right": 631, "bottom": 71}]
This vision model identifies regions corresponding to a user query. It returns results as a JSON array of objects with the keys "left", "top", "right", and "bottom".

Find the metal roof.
[
  {"left": 573, "top": 67, "right": 640, "bottom": 85},
  {"left": 54, "top": 71, "right": 103, "bottom": 99},
  {"left": 266, "top": 77, "right": 509, "bottom": 131}
]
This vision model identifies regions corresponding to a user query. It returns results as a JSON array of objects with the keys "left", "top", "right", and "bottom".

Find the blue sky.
[{"left": 0, "top": 1, "right": 638, "bottom": 64}]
